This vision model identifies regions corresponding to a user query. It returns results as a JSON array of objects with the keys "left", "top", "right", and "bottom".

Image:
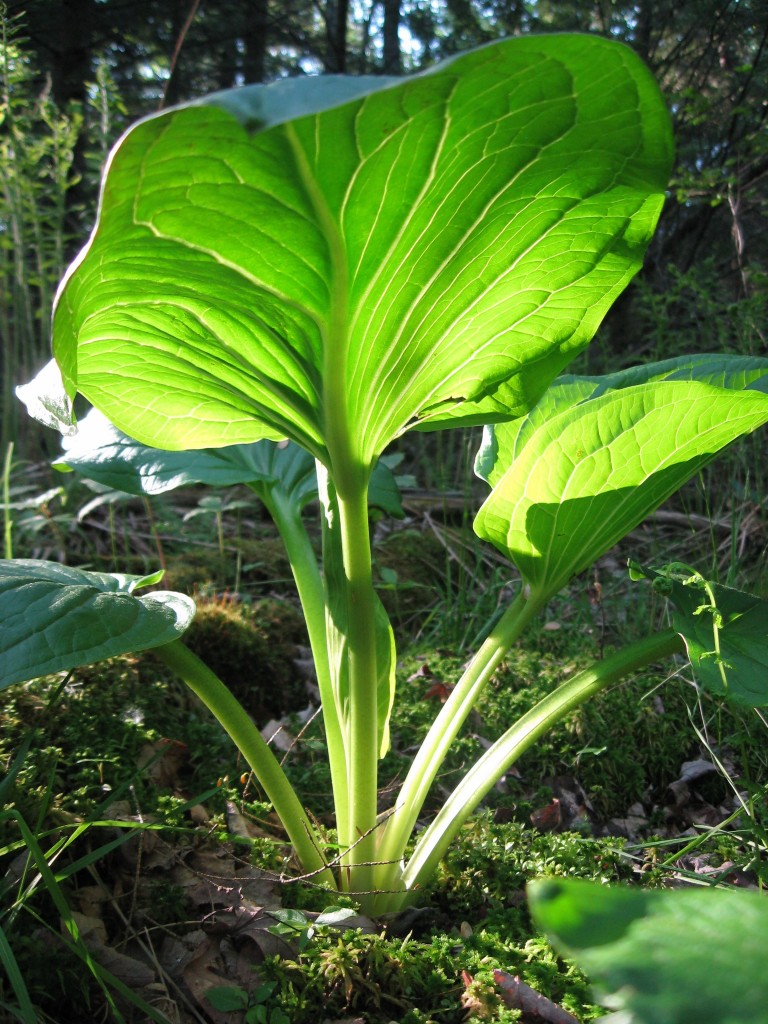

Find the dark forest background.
[{"left": 2, "top": 0, "right": 767, "bottom": 446}]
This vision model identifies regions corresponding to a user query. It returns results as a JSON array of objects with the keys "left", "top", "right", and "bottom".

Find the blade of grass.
[
  {"left": 3, "top": 442, "right": 13, "bottom": 559},
  {"left": 1, "top": 808, "right": 171, "bottom": 1023},
  {"left": 0, "top": 923, "right": 37, "bottom": 1024}
]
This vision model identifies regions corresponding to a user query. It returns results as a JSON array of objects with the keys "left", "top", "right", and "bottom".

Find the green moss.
[
  {"left": 257, "top": 907, "right": 604, "bottom": 1023},
  {"left": 430, "top": 816, "right": 629, "bottom": 922},
  {"left": 383, "top": 639, "right": 700, "bottom": 825},
  {"left": 163, "top": 548, "right": 238, "bottom": 595},
  {"left": 181, "top": 597, "right": 308, "bottom": 724}
]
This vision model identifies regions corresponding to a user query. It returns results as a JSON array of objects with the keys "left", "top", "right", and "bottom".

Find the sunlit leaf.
[
  {"left": 55, "top": 407, "right": 403, "bottom": 519},
  {"left": 0, "top": 561, "right": 195, "bottom": 689},
  {"left": 476, "top": 354, "right": 768, "bottom": 490},
  {"left": 475, "top": 365, "right": 768, "bottom": 602},
  {"left": 15, "top": 359, "right": 75, "bottom": 435},
  {"left": 53, "top": 35, "right": 672, "bottom": 469}
]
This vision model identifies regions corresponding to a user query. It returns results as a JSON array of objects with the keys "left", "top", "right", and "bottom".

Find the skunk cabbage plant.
[{"left": 6, "top": 35, "right": 768, "bottom": 913}]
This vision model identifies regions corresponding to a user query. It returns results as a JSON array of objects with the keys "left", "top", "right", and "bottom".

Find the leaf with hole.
[{"left": 630, "top": 563, "right": 768, "bottom": 707}]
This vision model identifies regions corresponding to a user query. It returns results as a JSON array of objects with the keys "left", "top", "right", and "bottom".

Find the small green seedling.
[
  {"left": 206, "top": 980, "right": 290, "bottom": 1024},
  {"left": 5, "top": 34, "right": 768, "bottom": 915}
]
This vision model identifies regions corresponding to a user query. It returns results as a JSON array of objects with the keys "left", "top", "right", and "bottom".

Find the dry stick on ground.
[{"left": 493, "top": 969, "right": 580, "bottom": 1024}]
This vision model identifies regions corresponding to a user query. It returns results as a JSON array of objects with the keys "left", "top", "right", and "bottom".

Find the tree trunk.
[
  {"left": 242, "top": 0, "right": 270, "bottom": 83},
  {"left": 382, "top": 0, "right": 402, "bottom": 74},
  {"left": 326, "top": 0, "right": 349, "bottom": 72}
]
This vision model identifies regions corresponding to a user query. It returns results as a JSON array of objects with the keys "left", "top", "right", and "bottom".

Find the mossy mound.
[
  {"left": 163, "top": 548, "right": 237, "bottom": 595},
  {"left": 182, "top": 598, "right": 308, "bottom": 723},
  {"left": 163, "top": 532, "right": 298, "bottom": 598}
]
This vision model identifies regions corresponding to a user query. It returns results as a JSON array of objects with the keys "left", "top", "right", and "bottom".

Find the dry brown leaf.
[
  {"left": 66, "top": 911, "right": 156, "bottom": 989},
  {"left": 407, "top": 663, "right": 434, "bottom": 681},
  {"left": 260, "top": 719, "right": 295, "bottom": 752},
  {"left": 74, "top": 884, "right": 108, "bottom": 919},
  {"left": 69, "top": 910, "right": 107, "bottom": 946},
  {"left": 138, "top": 738, "right": 190, "bottom": 789},
  {"left": 225, "top": 801, "right": 253, "bottom": 840},
  {"left": 188, "top": 803, "right": 210, "bottom": 824},
  {"left": 530, "top": 798, "right": 562, "bottom": 832},
  {"left": 171, "top": 845, "right": 279, "bottom": 913},
  {"left": 180, "top": 934, "right": 243, "bottom": 1024}
]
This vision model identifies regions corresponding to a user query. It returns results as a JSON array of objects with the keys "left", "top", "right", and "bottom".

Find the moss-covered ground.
[{"left": 2, "top": 502, "right": 767, "bottom": 1023}]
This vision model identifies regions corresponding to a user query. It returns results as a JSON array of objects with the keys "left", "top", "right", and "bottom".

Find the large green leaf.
[
  {"left": 54, "top": 407, "right": 313, "bottom": 497},
  {"left": 54, "top": 404, "right": 321, "bottom": 509},
  {"left": 476, "top": 354, "right": 768, "bottom": 489},
  {"left": 528, "top": 877, "right": 768, "bottom": 1024},
  {"left": 0, "top": 561, "right": 195, "bottom": 689},
  {"left": 630, "top": 563, "right": 768, "bottom": 707},
  {"left": 53, "top": 35, "right": 672, "bottom": 468},
  {"left": 474, "top": 363, "right": 768, "bottom": 601}
]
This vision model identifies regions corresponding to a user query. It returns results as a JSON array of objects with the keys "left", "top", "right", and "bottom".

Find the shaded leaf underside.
[
  {"left": 0, "top": 561, "right": 195, "bottom": 689},
  {"left": 631, "top": 564, "right": 768, "bottom": 707}
]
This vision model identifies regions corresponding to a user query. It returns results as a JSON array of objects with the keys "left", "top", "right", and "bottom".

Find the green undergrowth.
[
  {"left": 3, "top": 556, "right": 768, "bottom": 1022},
  {"left": 255, "top": 920, "right": 602, "bottom": 1023},
  {"left": 4, "top": 585, "right": 766, "bottom": 844},
  {"left": 0, "top": 596, "right": 305, "bottom": 827},
  {"left": 243, "top": 816, "right": 621, "bottom": 1023},
  {"left": 383, "top": 643, "right": 691, "bottom": 824}
]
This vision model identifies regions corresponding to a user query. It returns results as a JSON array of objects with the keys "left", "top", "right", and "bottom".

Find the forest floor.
[{"left": 2, "top": 469, "right": 767, "bottom": 1024}]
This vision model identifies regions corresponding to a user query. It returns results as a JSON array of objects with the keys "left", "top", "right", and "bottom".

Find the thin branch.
[{"left": 159, "top": 0, "right": 202, "bottom": 110}]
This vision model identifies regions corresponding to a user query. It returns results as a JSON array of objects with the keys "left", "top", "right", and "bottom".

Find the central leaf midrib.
[{"left": 283, "top": 122, "right": 354, "bottom": 482}]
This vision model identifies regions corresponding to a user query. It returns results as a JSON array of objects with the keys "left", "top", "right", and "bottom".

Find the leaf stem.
[
  {"left": 335, "top": 481, "right": 380, "bottom": 895},
  {"left": 373, "top": 587, "right": 540, "bottom": 899},
  {"left": 392, "top": 628, "right": 684, "bottom": 909},
  {"left": 153, "top": 639, "right": 336, "bottom": 890},
  {"left": 256, "top": 486, "right": 350, "bottom": 847}
]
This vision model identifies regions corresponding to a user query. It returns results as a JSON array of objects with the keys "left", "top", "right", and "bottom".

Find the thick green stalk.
[
  {"left": 256, "top": 486, "right": 350, "bottom": 845},
  {"left": 284, "top": 125, "right": 372, "bottom": 882},
  {"left": 154, "top": 639, "right": 337, "bottom": 891},
  {"left": 390, "top": 628, "right": 684, "bottom": 911},
  {"left": 373, "top": 587, "right": 541, "bottom": 898},
  {"left": 335, "top": 481, "right": 380, "bottom": 897}
]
